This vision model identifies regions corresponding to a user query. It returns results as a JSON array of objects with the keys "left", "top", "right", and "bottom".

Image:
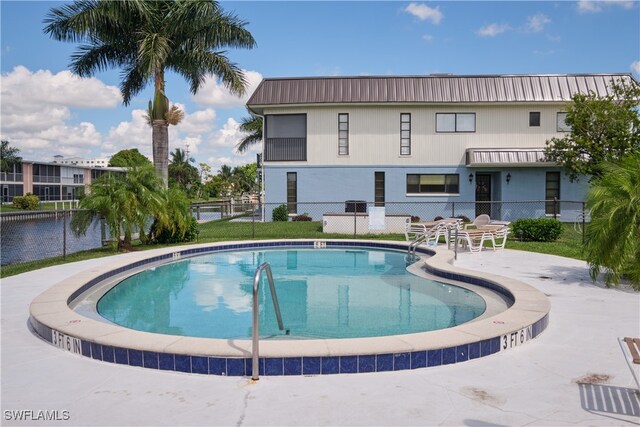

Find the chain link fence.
[{"left": 1, "top": 199, "right": 587, "bottom": 270}]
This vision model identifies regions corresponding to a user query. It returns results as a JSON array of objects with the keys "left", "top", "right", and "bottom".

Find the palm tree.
[
  {"left": 236, "top": 108, "right": 263, "bottom": 153},
  {"left": 71, "top": 164, "right": 166, "bottom": 250},
  {"left": 584, "top": 151, "right": 640, "bottom": 290},
  {"left": 44, "top": 0, "right": 256, "bottom": 185},
  {"left": 170, "top": 148, "right": 195, "bottom": 166}
]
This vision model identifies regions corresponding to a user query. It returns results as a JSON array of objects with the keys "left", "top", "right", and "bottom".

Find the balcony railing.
[
  {"left": 264, "top": 138, "right": 307, "bottom": 161},
  {"left": 33, "top": 176, "right": 61, "bottom": 183},
  {"left": 0, "top": 173, "right": 23, "bottom": 182}
]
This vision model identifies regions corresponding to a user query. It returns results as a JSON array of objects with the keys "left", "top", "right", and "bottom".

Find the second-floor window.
[
  {"left": 264, "top": 114, "right": 307, "bottom": 161},
  {"left": 557, "top": 112, "right": 571, "bottom": 132},
  {"left": 73, "top": 174, "right": 84, "bottom": 184},
  {"left": 436, "top": 113, "right": 476, "bottom": 133},
  {"left": 400, "top": 113, "right": 411, "bottom": 155},
  {"left": 529, "top": 112, "right": 541, "bottom": 127},
  {"left": 338, "top": 113, "right": 349, "bottom": 155}
]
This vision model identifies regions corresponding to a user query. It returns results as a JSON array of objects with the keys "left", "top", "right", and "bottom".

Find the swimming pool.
[
  {"left": 97, "top": 248, "right": 487, "bottom": 340},
  {"left": 29, "top": 240, "right": 550, "bottom": 376}
]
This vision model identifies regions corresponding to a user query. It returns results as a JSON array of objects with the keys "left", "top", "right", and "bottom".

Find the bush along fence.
[{"left": 0, "top": 199, "right": 587, "bottom": 269}]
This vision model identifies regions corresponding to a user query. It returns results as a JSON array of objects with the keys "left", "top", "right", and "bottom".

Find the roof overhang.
[{"left": 466, "top": 148, "right": 555, "bottom": 167}]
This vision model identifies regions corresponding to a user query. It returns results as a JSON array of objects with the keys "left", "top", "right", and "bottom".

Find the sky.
[{"left": 1, "top": 1, "right": 639, "bottom": 172}]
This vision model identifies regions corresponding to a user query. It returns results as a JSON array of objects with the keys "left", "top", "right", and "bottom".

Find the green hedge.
[{"left": 511, "top": 218, "right": 563, "bottom": 242}]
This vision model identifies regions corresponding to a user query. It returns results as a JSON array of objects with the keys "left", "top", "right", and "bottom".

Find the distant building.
[
  {"left": 52, "top": 155, "right": 110, "bottom": 167},
  {"left": 1, "top": 159, "right": 124, "bottom": 202},
  {"left": 247, "top": 73, "right": 638, "bottom": 220}
]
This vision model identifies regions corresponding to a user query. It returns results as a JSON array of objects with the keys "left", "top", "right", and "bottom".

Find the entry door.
[
  {"left": 2, "top": 186, "right": 8, "bottom": 203},
  {"left": 475, "top": 174, "right": 492, "bottom": 217}
]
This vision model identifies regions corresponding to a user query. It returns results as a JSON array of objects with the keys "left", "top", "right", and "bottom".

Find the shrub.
[
  {"left": 151, "top": 215, "right": 198, "bottom": 244},
  {"left": 410, "top": 215, "right": 421, "bottom": 222},
  {"left": 292, "top": 213, "right": 312, "bottom": 221},
  {"left": 433, "top": 216, "right": 443, "bottom": 221},
  {"left": 511, "top": 218, "right": 563, "bottom": 242},
  {"left": 12, "top": 193, "right": 39, "bottom": 210},
  {"left": 272, "top": 204, "right": 289, "bottom": 222}
]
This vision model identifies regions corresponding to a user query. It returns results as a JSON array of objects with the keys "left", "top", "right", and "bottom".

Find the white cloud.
[
  {"left": 0, "top": 66, "right": 121, "bottom": 159},
  {"left": 577, "top": 0, "right": 635, "bottom": 13},
  {"left": 526, "top": 13, "right": 551, "bottom": 32},
  {"left": 405, "top": 3, "right": 443, "bottom": 24},
  {"left": 1, "top": 66, "right": 120, "bottom": 114},
  {"left": 631, "top": 61, "right": 640, "bottom": 76},
  {"left": 422, "top": 34, "right": 434, "bottom": 42},
  {"left": 209, "top": 118, "right": 242, "bottom": 148},
  {"left": 102, "top": 109, "right": 151, "bottom": 157},
  {"left": 176, "top": 106, "right": 216, "bottom": 135},
  {"left": 477, "top": 23, "right": 511, "bottom": 37},
  {"left": 192, "top": 70, "right": 262, "bottom": 108}
]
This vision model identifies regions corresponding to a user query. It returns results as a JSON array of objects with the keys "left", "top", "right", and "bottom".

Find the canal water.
[
  {"left": 0, "top": 210, "right": 224, "bottom": 266},
  {"left": 0, "top": 215, "right": 105, "bottom": 266}
]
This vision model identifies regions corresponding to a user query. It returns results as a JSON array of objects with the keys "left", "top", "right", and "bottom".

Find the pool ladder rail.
[{"left": 252, "top": 262, "right": 289, "bottom": 380}]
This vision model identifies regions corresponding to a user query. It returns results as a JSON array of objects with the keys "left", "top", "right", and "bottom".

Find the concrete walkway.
[{"left": 1, "top": 249, "right": 639, "bottom": 426}]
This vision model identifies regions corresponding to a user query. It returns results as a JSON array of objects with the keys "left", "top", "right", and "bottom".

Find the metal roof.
[
  {"left": 247, "top": 74, "right": 637, "bottom": 108},
  {"left": 466, "top": 148, "right": 553, "bottom": 167}
]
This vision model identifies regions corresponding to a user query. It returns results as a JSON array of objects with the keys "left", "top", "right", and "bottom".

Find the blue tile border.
[{"left": 29, "top": 239, "right": 550, "bottom": 377}]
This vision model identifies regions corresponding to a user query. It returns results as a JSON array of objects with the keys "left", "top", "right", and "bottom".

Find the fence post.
[
  {"left": 553, "top": 197, "right": 558, "bottom": 219},
  {"left": 353, "top": 207, "right": 357, "bottom": 238},
  {"left": 582, "top": 202, "right": 586, "bottom": 244},
  {"left": 451, "top": 202, "right": 455, "bottom": 218},
  {"left": 62, "top": 211, "right": 67, "bottom": 260},
  {"left": 252, "top": 203, "right": 256, "bottom": 239}
]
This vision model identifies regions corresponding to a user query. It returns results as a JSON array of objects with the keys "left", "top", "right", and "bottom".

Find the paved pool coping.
[{"left": 28, "top": 239, "right": 550, "bottom": 376}]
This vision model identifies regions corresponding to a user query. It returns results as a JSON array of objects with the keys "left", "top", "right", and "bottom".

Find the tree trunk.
[{"left": 152, "top": 119, "right": 169, "bottom": 187}]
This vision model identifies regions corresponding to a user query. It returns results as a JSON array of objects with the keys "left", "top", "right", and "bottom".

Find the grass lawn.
[
  {"left": 0, "top": 202, "right": 74, "bottom": 213},
  {"left": 0, "top": 219, "right": 585, "bottom": 278}
]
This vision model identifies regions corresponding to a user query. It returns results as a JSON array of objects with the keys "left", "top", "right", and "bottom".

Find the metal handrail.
[
  {"left": 407, "top": 234, "right": 426, "bottom": 256},
  {"left": 252, "top": 262, "right": 288, "bottom": 380}
]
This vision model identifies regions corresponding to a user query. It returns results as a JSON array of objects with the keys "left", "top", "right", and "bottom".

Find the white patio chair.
[
  {"left": 465, "top": 214, "right": 491, "bottom": 230},
  {"left": 435, "top": 218, "right": 463, "bottom": 245},
  {"left": 489, "top": 227, "right": 510, "bottom": 251},
  {"left": 456, "top": 230, "right": 493, "bottom": 253},
  {"left": 405, "top": 222, "right": 428, "bottom": 241}
]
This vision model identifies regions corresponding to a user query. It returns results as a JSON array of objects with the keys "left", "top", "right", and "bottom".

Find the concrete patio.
[{"left": 1, "top": 248, "right": 639, "bottom": 426}]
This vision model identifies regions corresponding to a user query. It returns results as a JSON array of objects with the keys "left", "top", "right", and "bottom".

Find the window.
[
  {"left": 529, "top": 112, "right": 541, "bottom": 127},
  {"left": 338, "top": 113, "right": 349, "bottom": 155},
  {"left": 436, "top": 113, "right": 476, "bottom": 132},
  {"left": 406, "top": 174, "right": 459, "bottom": 194},
  {"left": 374, "top": 172, "right": 385, "bottom": 207},
  {"left": 557, "top": 112, "right": 571, "bottom": 132},
  {"left": 287, "top": 172, "right": 297, "bottom": 214},
  {"left": 400, "top": 113, "right": 411, "bottom": 155},
  {"left": 73, "top": 174, "right": 84, "bottom": 184},
  {"left": 264, "top": 114, "right": 307, "bottom": 161},
  {"left": 545, "top": 172, "right": 561, "bottom": 215}
]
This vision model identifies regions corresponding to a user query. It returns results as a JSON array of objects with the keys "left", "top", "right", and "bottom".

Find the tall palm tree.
[
  {"left": 236, "top": 108, "right": 263, "bottom": 153},
  {"left": 44, "top": 0, "right": 256, "bottom": 185},
  {"left": 584, "top": 151, "right": 640, "bottom": 290}
]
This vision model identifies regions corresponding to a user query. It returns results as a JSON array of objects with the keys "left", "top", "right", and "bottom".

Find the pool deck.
[{"left": 2, "top": 248, "right": 639, "bottom": 426}]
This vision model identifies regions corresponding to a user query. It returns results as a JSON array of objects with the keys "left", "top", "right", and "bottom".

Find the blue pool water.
[{"left": 97, "top": 248, "right": 486, "bottom": 339}]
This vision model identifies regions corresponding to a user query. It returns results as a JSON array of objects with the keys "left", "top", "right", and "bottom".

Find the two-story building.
[
  {"left": 247, "top": 73, "right": 636, "bottom": 221},
  {"left": 1, "top": 158, "right": 124, "bottom": 203}
]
